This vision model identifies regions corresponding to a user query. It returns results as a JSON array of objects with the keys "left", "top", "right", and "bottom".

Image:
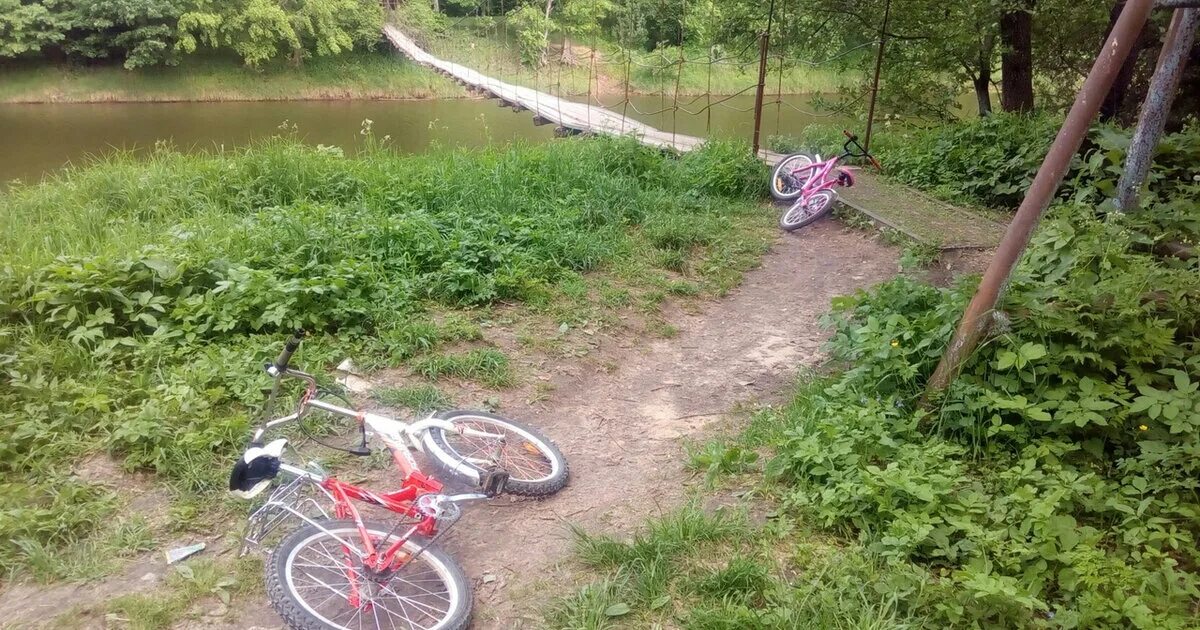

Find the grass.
[
  {"left": 79, "top": 555, "right": 263, "bottom": 629},
  {"left": 0, "top": 135, "right": 772, "bottom": 581},
  {"left": 549, "top": 504, "right": 933, "bottom": 629},
  {"left": 0, "top": 51, "right": 464, "bottom": 104},
  {"left": 413, "top": 348, "right": 515, "bottom": 388},
  {"left": 372, "top": 384, "right": 454, "bottom": 412}
]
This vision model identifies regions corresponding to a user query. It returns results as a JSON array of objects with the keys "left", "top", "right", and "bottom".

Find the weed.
[
  {"left": 373, "top": 384, "right": 453, "bottom": 412},
  {"left": 898, "top": 241, "right": 941, "bottom": 271},
  {"left": 109, "top": 592, "right": 181, "bottom": 630},
  {"left": 686, "top": 441, "right": 759, "bottom": 484},
  {"left": 553, "top": 506, "right": 937, "bottom": 630},
  {"left": 690, "top": 556, "right": 770, "bottom": 604},
  {"left": 413, "top": 349, "right": 515, "bottom": 388}
]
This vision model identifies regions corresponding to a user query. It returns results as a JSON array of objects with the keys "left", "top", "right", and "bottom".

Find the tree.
[
  {"left": 999, "top": 0, "right": 1035, "bottom": 112},
  {"left": 178, "top": 0, "right": 382, "bottom": 67},
  {"left": 0, "top": 0, "right": 68, "bottom": 58},
  {"left": 58, "top": 0, "right": 188, "bottom": 68}
]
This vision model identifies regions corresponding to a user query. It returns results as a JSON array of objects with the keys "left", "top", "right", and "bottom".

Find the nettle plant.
[{"left": 769, "top": 201, "right": 1200, "bottom": 627}]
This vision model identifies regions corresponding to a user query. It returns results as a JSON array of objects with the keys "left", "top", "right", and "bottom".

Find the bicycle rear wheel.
[
  {"left": 267, "top": 520, "right": 471, "bottom": 630},
  {"left": 770, "top": 154, "right": 816, "bottom": 201},
  {"left": 422, "top": 410, "right": 569, "bottom": 497}
]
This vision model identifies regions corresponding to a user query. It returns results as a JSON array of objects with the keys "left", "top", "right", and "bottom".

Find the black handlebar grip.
[{"left": 273, "top": 329, "right": 306, "bottom": 371}]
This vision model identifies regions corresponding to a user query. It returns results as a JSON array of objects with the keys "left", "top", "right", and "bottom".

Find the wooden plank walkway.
[
  {"left": 838, "top": 173, "right": 1007, "bottom": 249},
  {"left": 384, "top": 25, "right": 710, "bottom": 153},
  {"left": 384, "top": 24, "right": 1005, "bottom": 250}
]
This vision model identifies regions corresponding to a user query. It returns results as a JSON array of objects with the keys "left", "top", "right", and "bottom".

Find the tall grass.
[
  {"left": 0, "top": 51, "right": 464, "bottom": 104},
  {"left": 550, "top": 505, "right": 935, "bottom": 629}
]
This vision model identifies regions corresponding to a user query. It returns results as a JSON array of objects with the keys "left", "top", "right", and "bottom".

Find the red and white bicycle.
[{"left": 230, "top": 331, "right": 569, "bottom": 630}]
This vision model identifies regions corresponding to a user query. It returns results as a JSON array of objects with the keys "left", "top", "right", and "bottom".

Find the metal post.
[
  {"left": 925, "top": 0, "right": 1155, "bottom": 396},
  {"left": 751, "top": 0, "right": 776, "bottom": 156},
  {"left": 1114, "top": 8, "right": 1199, "bottom": 211},
  {"left": 864, "top": 0, "right": 891, "bottom": 152},
  {"left": 621, "top": 53, "right": 631, "bottom": 134},
  {"left": 751, "top": 33, "right": 771, "bottom": 155}
]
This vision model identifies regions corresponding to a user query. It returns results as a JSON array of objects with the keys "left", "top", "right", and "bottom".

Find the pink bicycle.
[{"left": 769, "top": 130, "right": 882, "bottom": 231}]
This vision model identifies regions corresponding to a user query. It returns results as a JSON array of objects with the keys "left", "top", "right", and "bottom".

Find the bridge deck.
[{"left": 384, "top": 24, "right": 1005, "bottom": 249}]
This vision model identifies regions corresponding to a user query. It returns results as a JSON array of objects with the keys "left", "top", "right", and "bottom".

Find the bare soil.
[{"left": 0, "top": 220, "right": 899, "bottom": 630}]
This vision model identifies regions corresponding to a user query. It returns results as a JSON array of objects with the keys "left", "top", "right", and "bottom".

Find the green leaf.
[
  {"left": 1019, "top": 342, "right": 1046, "bottom": 361},
  {"left": 142, "top": 258, "right": 178, "bottom": 279},
  {"left": 996, "top": 351, "right": 1016, "bottom": 370},
  {"left": 649, "top": 595, "right": 671, "bottom": 610},
  {"left": 604, "top": 603, "right": 632, "bottom": 617}
]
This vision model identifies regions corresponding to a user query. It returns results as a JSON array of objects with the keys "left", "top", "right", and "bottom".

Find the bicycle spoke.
[{"left": 445, "top": 420, "right": 553, "bottom": 481}]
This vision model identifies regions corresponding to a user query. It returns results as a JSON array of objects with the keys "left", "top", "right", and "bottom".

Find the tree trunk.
[
  {"left": 432, "top": 0, "right": 439, "bottom": 12},
  {"left": 1100, "top": 0, "right": 1152, "bottom": 122},
  {"left": 291, "top": 46, "right": 303, "bottom": 67},
  {"left": 974, "top": 33, "right": 995, "bottom": 116},
  {"left": 974, "top": 75, "right": 993, "bottom": 116},
  {"left": 539, "top": 0, "right": 555, "bottom": 66},
  {"left": 1000, "top": 0, "right": 1035, "bottom": 112}
]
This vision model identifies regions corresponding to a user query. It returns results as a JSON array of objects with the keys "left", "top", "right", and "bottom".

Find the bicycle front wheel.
[
  {"left": 267, "top": 520, "right": 471, "bottom": 630},
  {"left": 780, "top": 189, "right": 837, "bottom": 232},
  {"left": 423, "top": 410, "right": 569, "bottom": 497}
]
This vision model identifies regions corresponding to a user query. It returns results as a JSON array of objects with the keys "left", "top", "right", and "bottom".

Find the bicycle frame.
[
  {"left": 792, "top": 153, "right": 848, "bottom": 201},
  {"left": 242, "top": 366, "right": 505, "bottom": 577}
]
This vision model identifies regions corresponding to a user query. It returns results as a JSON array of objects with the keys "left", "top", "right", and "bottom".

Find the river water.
[{"left": 0, "top": 94, "right": 840, "bottom": 184}]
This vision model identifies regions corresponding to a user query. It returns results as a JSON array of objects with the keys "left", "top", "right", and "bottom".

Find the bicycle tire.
[
  {"left": 770, "top": 154, "right": 816, "bottom": 201},
  {"left": 267, "top": 519, "right": 472, "bottom": 630},
  {"left": 780, "top": 189, "right": 837, "bottom": 232},
  {"left": 422, "top": 410, "right": 569, "bottom": 498}
]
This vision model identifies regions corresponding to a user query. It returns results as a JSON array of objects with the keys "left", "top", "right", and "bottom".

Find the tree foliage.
[{"left": 0, "top": 0, "right": 383, "bottom": 68}]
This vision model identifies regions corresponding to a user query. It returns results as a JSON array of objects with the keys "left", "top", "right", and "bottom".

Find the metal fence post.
[
  {"left": 752, "top": 32, "right": 771, "bottom": 156},
  {"left": 864, "top": 0, "right": 891, "bottom": 152},
  {"left": 751, "top": 0, "right": 776, "bottom": 157}
]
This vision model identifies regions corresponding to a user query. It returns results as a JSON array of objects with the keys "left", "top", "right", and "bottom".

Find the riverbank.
[{"left": 0, "top": 51, "right": 465, "bottom": 104}]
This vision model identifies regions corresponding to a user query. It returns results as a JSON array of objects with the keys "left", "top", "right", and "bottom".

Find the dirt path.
[
  {"left": 1, "top": 221, "right": 897, "bottom": 630},
  {"left": 445, "top": 222, "right": 898, "bottom": 628}
]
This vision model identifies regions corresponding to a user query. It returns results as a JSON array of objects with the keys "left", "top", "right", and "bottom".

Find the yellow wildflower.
[
  {"left": 890, "top": 339, "right": 900, "bottom": 348},
  {"left": 1138, "top": 424, "right": 1148, "bottom": 431}
]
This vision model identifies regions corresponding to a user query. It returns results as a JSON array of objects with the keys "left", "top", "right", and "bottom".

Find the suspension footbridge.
[{"left": 383, "top": 24, "right": 1005, "bottom": 250}]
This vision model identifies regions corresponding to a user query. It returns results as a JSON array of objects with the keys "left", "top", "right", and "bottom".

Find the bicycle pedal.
[{"left": 479, "top": 468, "right": 510, "bottom": 497}]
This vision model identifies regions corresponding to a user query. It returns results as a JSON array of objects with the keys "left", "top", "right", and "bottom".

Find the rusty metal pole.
[
  {"left": 751, "top": 33, "right": 772, "bottom": 156},
  {"left": 925, "top": 0, "right": 1155, "bottom": 396},
  {"left": 1114, "top": 8, "right": 1199, "bottom": 211},
  {"left": 864, "top": 0, "right": 891, "bottom": 152},
  {"left": 751, "top": 0, "right": 776, "bottom": 157}
]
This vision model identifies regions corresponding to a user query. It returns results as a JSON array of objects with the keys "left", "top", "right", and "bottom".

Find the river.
[{"left": 0, "top": 94, "right": 842, "bottom": 184}]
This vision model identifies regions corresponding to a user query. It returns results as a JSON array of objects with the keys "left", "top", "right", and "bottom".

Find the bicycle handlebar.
[
  {"left": 840, "top": 130, "right": 882, "bottom": 172},
  {"left": 273, "top": 329, "right": 306, "bottom": 372}
]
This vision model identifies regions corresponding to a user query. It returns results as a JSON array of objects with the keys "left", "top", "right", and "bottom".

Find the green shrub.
[{"left": 764, "top": 192, "right": 1200, "bottom": 627}]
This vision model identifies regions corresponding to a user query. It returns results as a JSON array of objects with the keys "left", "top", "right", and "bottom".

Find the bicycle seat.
[{"left": 229, "top": 438, "right": 287, "bottom": 499}]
